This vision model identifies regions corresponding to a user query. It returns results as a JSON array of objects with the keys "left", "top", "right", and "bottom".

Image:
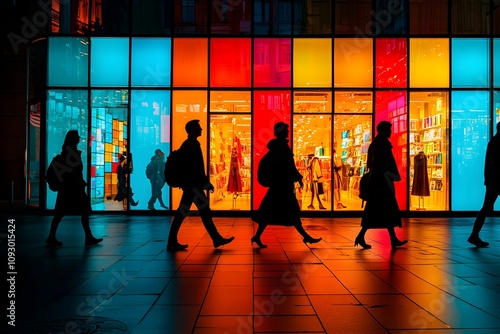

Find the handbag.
[{"left": 316, "top": 181, "right": 324, "bottom": 195}]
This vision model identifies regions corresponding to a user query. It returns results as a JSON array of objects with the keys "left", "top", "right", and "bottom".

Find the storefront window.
[
  {"left": 332, "top": 114, "right": 372, "bottom": 211},
  {"left": 409, "top": 92, "right": 449, "bottom": 211},
  {"left": 495, "top": 91, "right": 500, "bottom": 124},
  {"left": 409, "top": 0, "right": 448, "bottom": 35},
  {"left": 48, "top": 37, "right": 89, "bottom": 87},
  {"left": 334, "top": 38, "right": 373, "bottom": 88},
  {"left": 174, "top": 0, "right": 208, "bottom": 34},
  {"left": 130, "top": 90, "right": 171, "bottom": 211},
  {"left": 293, "top": 0, "right": 331, "bottom": 35},
  {"left": 171, "top": 90, "right": 208, "bottom": 207},
  {"left": 375, "top": 91, "right": 408, "bottom": 210},
  {"left": 131, "top": 38, "right": 171, "bottom": 87},
  {"left": 253, "top": 91, "right": 291, "bottom": 209},
  {"left": 91, "top": 37, "right": 129, "bottom": 87},
  {"left": 451, "top": 0, "right": 490, "bottom": 35},
  {"left": 173, "top": 38, "right": 208, "bottom": 87},
  {"left": 294, "top": 115, "right": 333, "bottom": 211},
  {"left": 132, "top": 0, "right": 172, "bottom": 35},
  {"left": 375, "top": 38, "right": 407, "bottom": 88},
  {"left": 90, "top": 90, "right": 128, "bottom": 211},
  {"left": 334, "top": 91, "right": 373, "bottom": 114},
  {"left": 211, "top": 0, "right": 251, "bottom": 35},
  {"left": 254, "top": 0, "right": 292, "bottom": 35},
  {"left": 46, "top": 90, "right": 89, "bottom": 210},
  {"left": 409, "top": 38, "right": 449, "bottom": 88},
  {"left": 293, "top": 38, "right": 332, "bottom": 88},
  {"left": 294, "top": 90, "right": 331, "bottom": 113},
  {"left": 210, "top": 38, "right": 251, "bottom": 87},
  {"left": 452, "top": 38, "right": 490, "bottom": 88},
  {"left": 334, "top": 0, "right": 373, "bottom": 35},
  {"left": 493, "top": 39, "right": 500, "bottom": 87},
  {"left": 451, "top": 91, "right": 490, "bottom": 211},
  {"left": 51, "top": 0, "right": 90, "bottom": 34},
  {"left": 254, "top": 38, "right": 291, "bottom": 88}
]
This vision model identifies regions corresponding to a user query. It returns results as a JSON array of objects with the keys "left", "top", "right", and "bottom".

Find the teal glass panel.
[
  {"left": 494, "top": 39, "right": 500, "bottom": 87},
  {"left": 90, "top": 37, "right": 129, "bottom": 87},
  {"left": 131, "top": 38, "right": 171, "bottom": 87},
  {"left": 48, "top": 37, "right": 88, "bottom": 87},
  {"left": 495, "top": 91, "right": 500, "bottom": 211},
  {"left": 46, "top": 90, "right": 89, "bottom": 209},
  {"left": 451, "top": 91, "right": 490, "bottom": 211},
  {"left": 130, "top": 90, "right": 171, "bottom": 211},
  {"left": 452, "top": 38, "right": 490, "bottom": 88}
]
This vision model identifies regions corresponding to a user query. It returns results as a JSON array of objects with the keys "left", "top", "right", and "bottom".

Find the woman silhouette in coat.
[
  {"left": 251, "top": 122, "right": 322, "bottom": 248},
  {"left": 354, "top": 121, "right": 407, "bottom": 250}
]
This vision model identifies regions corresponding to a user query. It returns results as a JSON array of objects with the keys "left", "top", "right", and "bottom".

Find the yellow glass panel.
[
  {"left": 410, "top": 38, "right": 449, "bottom": 88},
  {"left": 334, "top": 38, "right": 373, "bottom": 88},
  {"left": 105, "top": 152, "right": 112, "bottom": 162},
  {"left": 293, "top": 38, "right": 332, "bottom": 87},
  {"left": 105, "top": 143, "right": 113, "bottom": 152}
]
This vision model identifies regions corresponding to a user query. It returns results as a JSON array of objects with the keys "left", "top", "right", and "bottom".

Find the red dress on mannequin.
[{"left": 227, "top": 148, "right": 242, "bottom": 193}]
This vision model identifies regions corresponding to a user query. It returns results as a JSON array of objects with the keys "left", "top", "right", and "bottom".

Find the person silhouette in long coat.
[
  {"left": 354, "top": 121, "right": 407, "bottom": 250},
  {"left": 46, "top": 130, "right": 103, "bottom": 246},
  {"left": 251, "top": 122, "right": 322, "bottom": 248},
  {"left": 468, "top": 121, "right": 500, "bottom": 247},
  {"left": 166, "top": 120, "right": 235, "bottom": 251}
]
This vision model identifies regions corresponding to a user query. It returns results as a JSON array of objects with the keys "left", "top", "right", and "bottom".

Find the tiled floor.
[{"left": 2, "top": 213, "right": 500, "bottom": 333}]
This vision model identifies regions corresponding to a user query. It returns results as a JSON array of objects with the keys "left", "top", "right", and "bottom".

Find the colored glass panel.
[
  {"left": 171, "top": 90, "right": 208, "bottom": 207},
  {"left": 90, "top": 37, "right": 129, "bottom": 87},
  {"left": 452, "top": 38, "right": 490, "bottom": 88},
  {"left": 210, "top": 38, "right": 251, "bottom": 87},
  {"left": 376, "top": 38, "right": 407, "bottom": 88},
  {"left": 48, "top": 37, "right": 88, "bottom": 87},
  {"left": 173, "top": 38, "right": 208, "bottom": 87},
  {"left": 451, "top": 91, "right": 490, "bottom": 211},
  {"left": 46, "top": 90, "right": 89, "bottom": 209},
  {"left": 254, "top": 38, "right": 291, "bottom": 88},
  {"left": 334, "top": 0, "right": 373, "bottom": 35},
  {"left": 253, "top": 91, "right": 291, "bottom": 209},
  {"left": 375, "top": 91, "right": 408, "bottom": 210},
  {"left": 50, "top": 0, "right": 90, "bottom": 34},
  {"left": 373, "top": 0, "right": 407, "bottom": 36},
  {"left": 130, "top": 90, "right": 171, "bottom": 211},
  {"left": 409, "top": 0, "right": 448, "bottom": 35},
  {"left": 294, "top": 38, "right": 332, "bottom": 87},
  {"left": 334, "top": 38, "right": 373, "bottom": 88},
  {"left": 494, "top": 39, "right": 500, "bottom": 87},
  {"left": 409, "top": 38, "right": 449, "bottom": 88},
  {"left": 254, "top": 0, "right": 292, "bottom": 35},
  {"left": 131, "top": 38, "right": 171, "bottom": 87}
]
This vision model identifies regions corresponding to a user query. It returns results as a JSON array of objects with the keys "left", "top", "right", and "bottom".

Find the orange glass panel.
[
  {"left": 293, "top": 38, "right": 332, "bottom": 87},
  {"left": 173, "top": 38, "right": 208, "bottom": 87},
  {"left": 410, "top": 38, "right": 449, "bottom": 88},
  {"left": 334, "top": 38, "right": 373, "bottom": 88}
]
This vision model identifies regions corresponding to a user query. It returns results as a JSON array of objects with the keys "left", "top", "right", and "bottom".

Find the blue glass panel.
[
  {"left": 451, "top": 91, "right": 490, "bottom": 211},
  {"left": 494, "top": 39, "right": 500, "bottom": 88},
  {"left": 90, "top": 37, "right": 129, "bottom": 87},
  {"left": 452, "top": 38, "right": 490, "bottom": 88},
  {"left": 131, "top": 38, "right": 171, "bottom": 87},
  {"left": 48, "top": 37, "right": 89, "bottom": 87},
  {"left": 129, "top": 90, "right": 171, "bottom": 210},
  {"left": 105, "top": 162, "right": 112, "bottom": 172}
]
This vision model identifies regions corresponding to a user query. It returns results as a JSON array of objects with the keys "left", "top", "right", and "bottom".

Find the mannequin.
[{"left": 411, "top": 151, "right": 430, "bottom": 209}]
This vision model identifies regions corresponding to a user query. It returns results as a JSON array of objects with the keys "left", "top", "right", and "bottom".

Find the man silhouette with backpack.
[{"left": 166, "top": 120, "right": 235, "bottom": 251}]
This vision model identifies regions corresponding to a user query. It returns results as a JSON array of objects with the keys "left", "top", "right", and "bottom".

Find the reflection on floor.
[{"left": 6, "top": 214, "right": 500, "bottom": 333}]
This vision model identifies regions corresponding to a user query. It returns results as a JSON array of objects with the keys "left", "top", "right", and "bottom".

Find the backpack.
[
  {"left": 145, "top": 161, "right": 154, "bottom": 180},
  {"left": 359, "top": 171, "right": 371, "bottom": 206},
  {"left": 257, "top": 152, "right": 273, "bottom": 187},
  {"left": 46, "top": 155, "right": 69, "bottom": 192},
  {"left": 164, "top": 149, "right": 185, "bottom": 188}
]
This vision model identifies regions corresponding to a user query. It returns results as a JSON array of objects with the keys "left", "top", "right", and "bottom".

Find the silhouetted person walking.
[
  {"left": 468, "top": 122, "right": 500, "bottom": 247},
  {"left": 166, "top": 120, "right": 235, "bottom": 251},
  {"left": 354, "top": 121, "right": 407, "bottom": 250},
  {"left": 251, "top": 122, "right": 322, "bottom": 248},
  {"left": 146, "top": 149, "right": 168, "bottom": 210},
  {"left": 46, "top": 130, "right": 103, "bottom": 246}
]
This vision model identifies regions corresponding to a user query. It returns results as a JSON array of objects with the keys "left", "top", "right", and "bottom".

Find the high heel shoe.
[
  {"left": 251, "top": 236, "right": 268, "bottom": 248},
  {"left": 307, "top": 204, "right": 315, "bottom": 210},
  {"left": 303, "top": 236, "right": 322, "bottom": 244},
  {"left": 354, "top": 235, "right": 371, "bottom": 249},
  {"left": 336, "top": 203, "right": 347, "bottom": 209},
  {"left": 391, "top": 238, "right": 408, "bottom": 250}
]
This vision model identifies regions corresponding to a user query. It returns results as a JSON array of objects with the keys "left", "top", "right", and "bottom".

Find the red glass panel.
[
  {"left": 210, "top": 38, "right": 251, "bottom": 87},
  {"left": 254, "top": 38, "right": 291, "bottom": 88},
  {"left": 375, "top": 91, "right": 408, "bottom": 210},
  {"left": 376, "top": 38, "right": 407, "bottom": 88},
  {"left": 253, "top": 91, "right": 291, "bottom": 209}
]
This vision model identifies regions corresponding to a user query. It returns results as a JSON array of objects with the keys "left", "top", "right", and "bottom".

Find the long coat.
[
  {"left": 411, "top": 152, "right": 430, "bottom": 196},
  {"left": 54, "top": 147, "right": 92, "bottom": 215},
  {"left": 484, "top": 133, "right": 500, "bottom": 194},
  {"left": 253, "top": 138, "right": 303, "bottom": 226},
  {"left": 360, "top": 134, "right": 402, "bottom": 229}
]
